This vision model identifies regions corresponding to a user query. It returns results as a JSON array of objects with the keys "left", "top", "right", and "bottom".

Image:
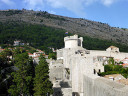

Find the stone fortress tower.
[
  {"left": 64, "top": 34, "right": 83, "bottom": 48},
  {"left": 49, "top": 35, "right": 128, "bottom": 96}
]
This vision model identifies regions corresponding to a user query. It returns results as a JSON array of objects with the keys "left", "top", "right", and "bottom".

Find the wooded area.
[{"left": 1, "top": 21, "right": 128, "bottom": 53}]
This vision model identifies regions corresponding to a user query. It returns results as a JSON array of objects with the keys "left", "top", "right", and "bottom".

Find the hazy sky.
[{"left": 0, "top": 0, "right": 128, "bottom": 28}]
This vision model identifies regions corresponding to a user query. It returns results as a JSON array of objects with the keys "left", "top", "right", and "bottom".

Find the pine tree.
[
  {"left": 34, "top": 55, "right": 53, "bottom": 96},
  {"left": 8, "top": 52, "right": 34, "bottom": 96}
]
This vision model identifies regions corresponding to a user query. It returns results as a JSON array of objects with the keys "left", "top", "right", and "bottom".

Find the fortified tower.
[{"left": 64, "top": 34, "right": 83, "bottom": 48}]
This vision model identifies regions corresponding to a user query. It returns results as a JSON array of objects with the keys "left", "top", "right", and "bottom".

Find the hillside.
[
  {"left": 1, "top": 9, "right": 128, "bottom": 53},
  {"left": 0, "top": 9, "right": 128, "bottom": 45}
]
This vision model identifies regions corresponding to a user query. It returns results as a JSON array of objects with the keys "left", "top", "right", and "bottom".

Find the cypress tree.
[{"left": 33, "top": 55, "right": 53, "bottom": 96}]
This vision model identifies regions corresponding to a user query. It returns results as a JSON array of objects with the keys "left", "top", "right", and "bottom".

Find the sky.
[{"left": 0, "top": 0, "right": 128, "bottom": 28}]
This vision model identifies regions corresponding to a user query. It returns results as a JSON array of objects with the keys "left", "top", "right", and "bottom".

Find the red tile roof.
[{"left": 28, "top": 53, "right": 33, "bottom": 55}]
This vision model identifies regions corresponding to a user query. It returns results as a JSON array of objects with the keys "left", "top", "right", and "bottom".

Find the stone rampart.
[
  {"left": 83, "top": 75, "right": 128, "bottom": 96},
  {"left": 90, "top": 50, "right": 128, "bottom": 59}
]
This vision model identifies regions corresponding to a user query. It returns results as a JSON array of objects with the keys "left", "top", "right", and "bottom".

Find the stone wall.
[
  {"left": 57, "top": 49, "right": 63, "bottom": 59},
  {"left": 49, "top": 59, "right": 64, "bottom": 81},
  {"left": 50, "top": 35, "right": 128, "bottom": 96},
  {"left": 61, "top": 88, "right": 72, "bottom": 96},
  {"left": 71, "top": 54, "right": 93, "bottom": 95},
  {"left": 90, "top": 50, "right": 128, "bottom": 60},
  {"left": 83, "top": 75, "right": 128, "bottom": 96}
]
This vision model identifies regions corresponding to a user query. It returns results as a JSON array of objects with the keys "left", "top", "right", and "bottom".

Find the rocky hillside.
[{"left": 0, "top": 9, "right": 128, "bottom": 44}]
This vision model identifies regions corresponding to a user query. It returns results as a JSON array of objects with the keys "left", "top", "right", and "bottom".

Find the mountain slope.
[
  {"left": 0, "top": 9, "right": 128, "bottom": 45},
  {"left": 1, "top": 21, "right": 128, "bottom": 53}
]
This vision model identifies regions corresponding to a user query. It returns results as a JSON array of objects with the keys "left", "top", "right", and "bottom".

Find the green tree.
[
  {"left": 108, "top": 57, "right": 115, "bottom": 65},
  {"left": 8, "top": 53, "right": 34, "bottom": 96},
  {"left": 0, "top": 49, "right": 14, "bottom": 95},
  {"left": 104, "top": 65, "right": 113, "bottom": 72},
  {"left": 0, "top": 49, "right": 13, "bottom": 72},
  {"left": 48, "top": 52, "right": 56, "bottom": 60},
  {"left": 33, "top": 55, "right": 53, "bottom": 96}
]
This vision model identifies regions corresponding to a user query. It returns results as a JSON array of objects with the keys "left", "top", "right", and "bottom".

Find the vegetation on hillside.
[
  {"left": 1, "top": 21, "right": 128, "bottom": 53},
  {"left": 0, "top": 21, "right": 68, "bottom": 48},
  {"left": 83, "top": 36, "right": 128, "bottom": 52},
  {"left": 1, "top": 9, "right": 128, "bottom": 45}
]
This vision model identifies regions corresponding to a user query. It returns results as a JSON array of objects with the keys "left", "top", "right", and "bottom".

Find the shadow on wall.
[
  {"left": 53, "top": 88, "right": 63, "bottom": 96},
  {"left": 72, "top": 92, "right": 80, "bottom": 96},
  {"left": 60, "top": 81, "right": 70, "bottom": 88}
]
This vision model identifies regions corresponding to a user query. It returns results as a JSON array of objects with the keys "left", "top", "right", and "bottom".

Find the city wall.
[
  {"left": 50, "top": 35, "right": 128, "bottom": 96},
  {"left": 90, "top": 50, "right": 128, "bottom": 60},
  {"left": 83, "top": 75, "right": 128, "bottom": 96}
]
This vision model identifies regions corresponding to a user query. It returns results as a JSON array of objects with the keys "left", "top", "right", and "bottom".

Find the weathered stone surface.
[{"left": 49, "top": 35, "right": 128, "bottom": 96}]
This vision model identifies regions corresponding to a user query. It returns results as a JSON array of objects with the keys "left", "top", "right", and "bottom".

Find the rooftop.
[{"left": 108, "top": 46, "right": 118, "bottom": 48}]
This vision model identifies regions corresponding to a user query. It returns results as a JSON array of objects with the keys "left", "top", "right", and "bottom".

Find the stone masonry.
[{"left": 49, "top": 35, "right": 128, "bottom": 96}]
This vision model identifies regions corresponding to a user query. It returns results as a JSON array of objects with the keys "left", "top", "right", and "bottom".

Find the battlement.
[{"left": 64, "top": 34, "right": 79, "bottom": 41}]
